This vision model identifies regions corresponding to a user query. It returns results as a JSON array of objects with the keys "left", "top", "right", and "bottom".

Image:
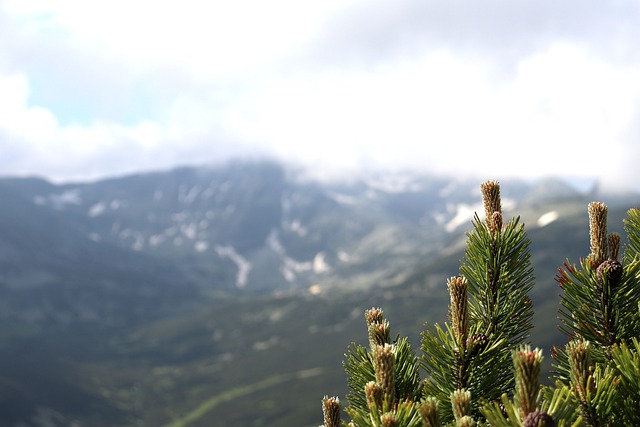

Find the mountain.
[
  {"left": 0, "top": 178, "right": 203, "bottom": 326},
  {"left": 2, "top": 162, "right": 462, "bottom": 295},
  {"left": 1, "top": 163, "right": 592, "bottom": 295},
  {"left": 0, "top": 160, "right": 637, "bottom": 426}
]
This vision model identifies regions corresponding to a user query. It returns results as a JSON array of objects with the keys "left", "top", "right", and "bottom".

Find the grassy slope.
[{"left": 2, "top": 200, "right": 634, "bottom": 427}]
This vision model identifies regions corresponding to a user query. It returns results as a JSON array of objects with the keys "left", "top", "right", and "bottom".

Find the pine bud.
[
  {"left": 481, "top": 180, "right": 502, "bottom": 235},
  {"left": 481, "top": 180, "right": 502, "bottom": 218},
  {"left": 513, "top": 346, "right": 542, "bottom": 418},
  {"left": 523, "top": 410, "right": 556, "bottom": 427},
  {"left": 567, "top": 340, "right": 594, "bottom": 403},
  {"left": 365, "top": 381, "right": 384, "bottom": 412},
  {"left": 448, "top": 276, "right": 469, "bottom": 348},
  {"left": 380, "top": 412, "right": 398, "bottom": 427},
  {"left": 366, "top": 308, "right": 390, "bottom": 350},
  {"left": 365, "top": 307, "right": 385, "bottom": 326},
  {"left": 608, "top": 232, "right": 621, "bottom": 261},
  {"left": 595, "top": 259, "right": 623, "bottom": 288},
  {"left": 451, "top": 388, "right": 471, "bottom": 421},
  {"left": 321, "top": 396, "right": 341, "bottom": 427},
  {"left": 457, "top": 415, "right": 476, "bottom": 427},
  {"left": 588, "top": 202, "right": 608, "bottom": 267},
  {"left": 491, "top": 211, "right": 503, "bottom": 234},
  {"left": 375, "top": 344, "right": 396, "bottom": 409},
  {"left": 419, "top": 397, "right": 441, "bottom": 427}
]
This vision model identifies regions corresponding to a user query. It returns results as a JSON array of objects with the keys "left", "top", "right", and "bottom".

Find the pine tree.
[{"left": 319, "top": 181, "right": 640, "bottom": 427}]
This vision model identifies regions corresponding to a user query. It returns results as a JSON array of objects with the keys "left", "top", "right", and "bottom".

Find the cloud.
[
  {"left": 218, "top": 40, "right": 640, "bottom": 178},
  {"left": 304, "top": 0, "right": 640, "bottom": 69},
  {"left": 0, "top": 72, "right": 256, "bottom": 181},
  {"left": 0, "top": 1, "right": 639, "bottom": 189}
]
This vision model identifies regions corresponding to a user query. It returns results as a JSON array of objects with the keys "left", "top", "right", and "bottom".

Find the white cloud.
[
  {"left": 210, "top": 42, "right": 640, "bottom": 184},
  {"left": 0, "top": 73, "right": 58, "bottom": 141},
  {"left": 0, "top": 1, "right": 639, "bottom": 188},
  {"left": 3, "top": 0, "right": 353, "bottom": 77}
]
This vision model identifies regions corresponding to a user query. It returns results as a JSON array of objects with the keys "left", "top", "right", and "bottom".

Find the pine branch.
[
  {"left": 421, "top": 181, "right": 535, "bottom": 424},
  {"left": 343, "top": 308, "right": 422, "bottom": 426},
  {"left": 556, "top": 204, "right": 640, "bottom": 358},
  {"left": 513, "top": 346, "right": 542, "bottom": 419},
  {"left": 553, "top": 203, "right": 640, "bottom": 426},
  {"left": 610, "top": 338, "right": 640, "bottom": 425},
  {"left": 320, "top": 181, "right": 639, "bottom": 427},
  {"left": 461, "top": 214, "right": 535, "bottom": 345}
]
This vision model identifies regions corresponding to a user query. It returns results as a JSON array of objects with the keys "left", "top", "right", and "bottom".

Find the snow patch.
[
  {"left": 179, "top": 185, "right": 201, "bottom": 204},
  {"left": 537, "top": 211, "right": 559, "bottom": 227},
  {"left": 131, "top": 233, "right": 145, "bottom": 251},
  {"left": 110, "top": 199, "right": 126, "bottom": 210},
  {"left": 195, "top": 241, "right": 209, "bottom": 252},
  {"left": 181, "top": 222, "right": 198, "bottom": 239},
  {"left": 37, "top": 189, "right": 82, "bottom": 209},
  {"left": 365, "top": 174, "right": 423, "bottom": 193},
  {"left": 267, "top": 230, "right": 313, "bottom": 283},
  {"left": 52, "top": 189, "right": 82, "bottom": 208},
  {"left": 119, "top": 228, "right": 133, "bottom": 239},
  {"left": 328, "top": 192, "right": 357, "bottom": 205},
  {"left": 171, "top": 211, "right": 189, "bottom": 222},
  {"left": 88, "top": 202, "right": 106, "bottom": 217},
  {"left": 267, "top": 230, "right": 285, "bottom": 254},
  {"left": 149, "top": 234, "right": 165, "bottom": 247},
  {"left": 215, "top": 245, "right": 252, "bottom": 288},
  {"left": 282, "top": 258, "right": 312, "bottom": 283},
  {"left": 290, "top": 220, "right": 307, "bottom": 237},
  {"left": 313, "top": 252, "right": 330, "bottom": 274},
  {"left": 337, "top": 250, "right": 352, "bottom": 262},
  {"left": 445, "top": 203, "right": 483, "bottom": 232},
  {"left": 253, "top": 336, "right": 278, "bottom": 351}
]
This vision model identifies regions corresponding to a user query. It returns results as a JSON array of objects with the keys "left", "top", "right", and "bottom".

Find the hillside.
[{"left": 0, "top": 161, "right": 637, "bottom": 426}]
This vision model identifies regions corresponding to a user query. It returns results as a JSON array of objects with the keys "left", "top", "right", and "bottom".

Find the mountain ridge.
[{"left": 0, "top": 160, "right": 608, "bottom": 296}]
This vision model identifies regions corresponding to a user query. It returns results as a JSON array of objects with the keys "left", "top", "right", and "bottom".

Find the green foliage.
[
  {"left": 320, "top": 181, "right": 640, "bottom": 427},
  {"left": 482, "top": 384, "right": 582, "bottom": 427},
  {"left": 623, "top": 208, "right": 640, "bottom": 261},
  {"left": 610, "top": 337, "right": 640, "bottom": 425},
  {"left": 341, "top": 309, "right": 423, "bottom": 427},
  {"left": 421, "top": 321, "right": 508, "bottom": 421},
  {"left": 421, "top": 181, "right": 536, "bottom": 424},
  {"left": 553, "top": 205, "right": 640, "bottom": 426},
  {"left": 460, "top": 214, "right": 535, "bottom": 345}
]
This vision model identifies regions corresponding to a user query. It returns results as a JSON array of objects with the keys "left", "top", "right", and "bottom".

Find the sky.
[{"left": 1, "top": 1, "right": 639, "bottom": 189}]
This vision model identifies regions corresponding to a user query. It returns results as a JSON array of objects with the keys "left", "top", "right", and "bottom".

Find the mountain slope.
[
  {"left": 0, "top": 161, "right": 638, "bottom": 426},
  {"left": 3, "top": 162, "right": 486, "bottom": 293}
]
